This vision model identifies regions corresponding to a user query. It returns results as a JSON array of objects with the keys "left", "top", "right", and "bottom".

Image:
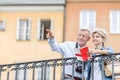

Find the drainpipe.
[
  {"left": 62, "top": 0, "right": 66, "bottom": 42},
  {"left": 61, "top": 1, "right": 67, "bottom": 79},
  {"left": 62, "top": 0, "right": 66, "bottom": 59}
]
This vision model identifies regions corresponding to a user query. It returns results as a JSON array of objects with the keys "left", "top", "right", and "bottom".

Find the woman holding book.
[{"left": 88, "top": 28, "right": 114, "bottom": 80}]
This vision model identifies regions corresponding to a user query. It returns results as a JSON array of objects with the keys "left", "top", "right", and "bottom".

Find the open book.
[{"left": 75, "top": 46, "right": 89, "bottom": 61}]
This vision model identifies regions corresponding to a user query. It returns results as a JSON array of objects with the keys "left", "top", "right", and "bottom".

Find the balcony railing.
[{"left": 0, "top": 53, "right": 120, "bottom": 80}]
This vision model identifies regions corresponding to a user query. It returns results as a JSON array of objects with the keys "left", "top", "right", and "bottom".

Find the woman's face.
[{"left": 92, "top": 33, "right": 104, "bottom": 46}]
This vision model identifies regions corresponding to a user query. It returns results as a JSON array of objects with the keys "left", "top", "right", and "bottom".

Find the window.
[
  {"left": 80, "top": 10, "right": 96, "bottom": 31},
  {"left": 37, "top": 18, "right": 53, "bottom": 40},
  {"left": 110, "top": 10, "right": 120, "bottom": 34},
  {"left": 0, "top": 20, "right": 5, "bottom": 31},
  {"left": 16, "top": 18, "right": 31, "bottom": 40}
]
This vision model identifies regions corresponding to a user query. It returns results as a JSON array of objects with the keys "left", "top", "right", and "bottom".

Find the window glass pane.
[
  {"left": 0, "top": 20, "right": 5, "bottom": 30},
  {"left": 80, "top": 10, "right": 96, "bottom": 31},
  {"left": 89, "top": 12, "right": 96, "bottom": 30},
  {"left": 110, "top": 11, "right": 120, "bottom": 33},
  {"left": 111, "top": 18, "right": 117, "bottom": 33},
  {"left": 119, "top": 12, "right": 120, "bottom": 33},
  {"left": 0, "top": 21, "right": 3, "bottom": 30},
  {"left": 80, "top": 11, "right": 87, "bottom": 27},
  {"left": 39, "top": 19, "right": 51, "bottom": 40},
  {"left": 18, "top": 19, "right": 29, "bottom": 40}
]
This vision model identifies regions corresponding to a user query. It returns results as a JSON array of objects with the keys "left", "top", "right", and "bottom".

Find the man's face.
[{"left": 77, "top": 30, "right": 90, "bottom": 46}]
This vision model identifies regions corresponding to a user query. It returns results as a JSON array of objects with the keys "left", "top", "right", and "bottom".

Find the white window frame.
[
  {"left": 37, "top": 18, "right": 53, "bottom": 40},
  {"left": 16, "top": 18, "right": 31, "bottom": 40},
  {"left": 79, "top": 10, "right": 96, "bottom": 31},
  {"left": 0, "top": 20, "right": 5, "bottom": 31},
  {"left": 110, "top": 10, "right": 120, "bottom": 34}
]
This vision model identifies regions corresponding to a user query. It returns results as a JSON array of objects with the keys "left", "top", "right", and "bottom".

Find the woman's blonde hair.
[{"left": 91, "top": 28, "right": 108, "bottom": 42}]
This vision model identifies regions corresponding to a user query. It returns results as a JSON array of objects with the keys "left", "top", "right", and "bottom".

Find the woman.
[{"left": 88, "top": 28, "right": 114, "bottom": 80}]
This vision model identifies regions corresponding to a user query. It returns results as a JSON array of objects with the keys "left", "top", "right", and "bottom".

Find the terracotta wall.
[{"left": 65, "top": 1, "right": 120, "bottom": 52}]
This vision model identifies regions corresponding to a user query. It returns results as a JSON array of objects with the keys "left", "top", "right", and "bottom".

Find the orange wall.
[
  {"left": 0, "top": 11, "right": 64, "bottom": 64},
  {"left": 65, "top": 1, "right": 120, "bottom": 52}
]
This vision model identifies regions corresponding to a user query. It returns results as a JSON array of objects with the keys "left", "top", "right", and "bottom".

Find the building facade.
[
  {"left": 0, "top": 0, "right": 120, "bottom": 80},
  {"left": 0, "top": 0, "right": 65, "bottom": 64}
]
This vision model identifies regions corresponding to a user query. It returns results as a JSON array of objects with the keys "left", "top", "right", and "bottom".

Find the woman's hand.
[
  {"left": 89, "top": 49, "right": 97, "bottom": 54},
  {"left": 89, "top": 49, "right": 108, "bottom": 55}
]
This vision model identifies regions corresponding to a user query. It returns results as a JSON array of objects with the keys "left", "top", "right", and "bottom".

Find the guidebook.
[{"left": 75, "top": 46, "right": 89, "bottom": 61}]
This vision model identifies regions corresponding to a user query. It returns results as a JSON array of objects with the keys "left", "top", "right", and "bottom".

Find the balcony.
[{"left": 0, "top": 53, "right": 120, "bottom": 80}]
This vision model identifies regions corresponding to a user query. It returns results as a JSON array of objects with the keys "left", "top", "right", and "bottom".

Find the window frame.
[
  {"left": 37, "top": 18, "right": 53, "bottom": 40},
  {"left": 79, "top": 10, "right": 96, "bottom": 31},
  {"left": 110, "top": 10, "right": 120, "bottom": 34},
  {"left": 16, "top": 18, "right": 31, "bottom": 40}
]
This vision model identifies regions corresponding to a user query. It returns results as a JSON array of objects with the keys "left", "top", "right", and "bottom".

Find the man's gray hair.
[{"left": 79, "top": 28, "right": 91, "bottom": 37}]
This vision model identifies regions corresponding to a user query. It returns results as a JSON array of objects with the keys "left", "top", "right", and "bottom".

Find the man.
[{"left": 46, "top": 28, "right": 90, "bottom": 80}]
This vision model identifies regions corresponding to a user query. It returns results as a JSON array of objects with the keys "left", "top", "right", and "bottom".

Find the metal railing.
[
  {"left": 0, "top": 53, "right": 120, "bottom": 80},
  {"left": 91, "top": 53, "right": 120, "bottom": 80}
]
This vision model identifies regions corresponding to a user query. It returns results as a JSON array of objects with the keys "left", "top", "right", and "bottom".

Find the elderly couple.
[{"left": 46, "top": 28, "right": 114, "bottom": 80}]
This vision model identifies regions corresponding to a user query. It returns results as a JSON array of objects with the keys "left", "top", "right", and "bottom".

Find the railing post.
[
  {"left": 0, "top": 66, "right": 2, "bottom": 80},
  {"left": 91, "top": 57, "right": 95, "bottom": 80},
  {"left": 44, "top": 62, "right": 47, "bottom": 80},
  {"left": 72, "top": 59, "right": 75, "bottom": 80},
  {"left": 61, "top": 59, "right": 66, "bottom": 80},
  {"left": 7, "top": 65, "right": 10, "bottom": 80},
  {"left": 23, "top": 64, "right": 27, "bottom": 80},
  {"left": 112, "top": 55, "right": 115, "bottom": 80},
  {"left": 32, "top": 63, "right": 35, "bottom": 80},
  {"left": 15, "top": 65, "right": 18, "bottom": 80},
  {"left": 82, "top": 61, "right": 84, "bottom": 80},
  {"left": 41, "top": 62, "right": 44, "bottom": 80},
  {"left": 101, "top": 57, "right": 104, "bottom": 80},
  {"left": 53, "top": 60, "right": 57, "bottom": 80}
]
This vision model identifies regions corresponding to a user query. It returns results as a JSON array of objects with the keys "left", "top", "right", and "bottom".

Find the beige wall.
[
  {"left": 65, "top": 1, "right": 120, "bottom": 52},
  {"left": 0, "top": 11, "right": 64, "bottom": 64}
]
